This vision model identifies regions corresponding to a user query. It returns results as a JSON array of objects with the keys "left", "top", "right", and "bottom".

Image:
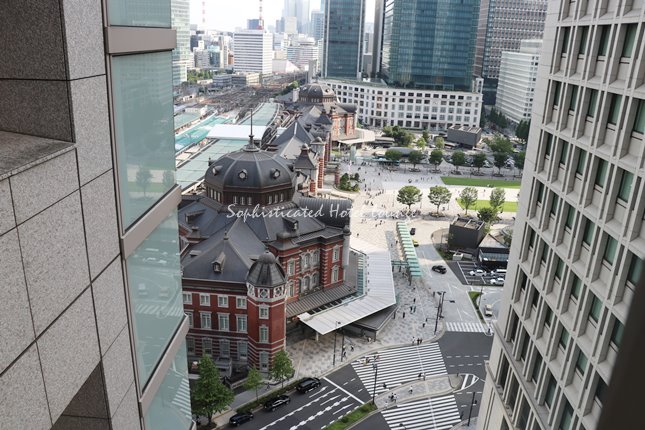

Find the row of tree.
[
  {"left": 192, "top": 350, "right": 295, "bottom": 424},
  {"left": 396, "top": 184, "right": 507, "bottom": 224},
  {"left": 382, "top": 125, "right": 415, "bottom": 146}
]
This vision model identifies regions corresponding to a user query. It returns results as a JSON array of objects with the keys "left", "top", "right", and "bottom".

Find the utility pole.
[
  {"left": 340, "top": 328, "right": 346, "bottom": 361},
  {"left": 372, "top": 363, "right": 378, "bottom": 404},
  {"left": 332, "top": 321, "right": 341, "bottom": 366},
  {"left": 467, "top": 391, "right": 477, "bottom": 426}
]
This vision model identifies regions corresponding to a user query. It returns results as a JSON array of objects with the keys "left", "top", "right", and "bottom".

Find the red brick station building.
[{"left": 179, "top": 134, "right": 353, "bottom": 375}]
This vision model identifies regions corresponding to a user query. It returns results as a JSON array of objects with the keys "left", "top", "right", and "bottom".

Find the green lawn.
[
  {"left": 324, "top": 403, "right": 377, "bottom": 430},
  {"left": 456, "top": 199, "right": 518, "bottom": 213},
  {"left": 440, "top": 176, "right": 522, "bottom": 188}
]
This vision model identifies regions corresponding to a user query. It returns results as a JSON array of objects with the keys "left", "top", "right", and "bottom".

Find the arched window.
[
  {"left": 304, "top": 254, "right": 311, "bottom": 269},
  {"left": 304, "top": 276, "right": 310, "bottom": 291},
  {"left": 312, "top": 272, "right": 319, "bottom": 287}
]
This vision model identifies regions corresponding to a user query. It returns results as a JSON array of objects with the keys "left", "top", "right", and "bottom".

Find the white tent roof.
[
  {"left": 297, "top": 238, "right": 396, "bottom": 335},
  {"left": 206, "top": 124, "right": 269, "bottom": 140}
]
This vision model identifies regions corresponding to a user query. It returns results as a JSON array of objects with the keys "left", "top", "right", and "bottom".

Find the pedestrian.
[
  {"left": 418, "top": 372, "right": 422, "bottom": 380},
  {"left": 351, "top": 345, "right": 355, "bottom": 352},
  {"left": 411, "top": 337, "right": 416, "bottom": 345},
  {"left": 383, "top": 383, "right": 387, "bottom": 389},
  {"left": 422, "top": 322, "right": 426, "bottom": 328},
  {"left": 413, "top": 298, "right": 416, "bottom": 304},
  {"left": 402, "top": 312, "right": 406, "bottom": 319},
  {"left": 408, "top": 387, "right": 413, "bottom": 394},
  {"left": 410, "top": 305, "right": 413, "bottom": 311},
  {"left": 420, "top": 338, "right": 423, "bottom": 344},
  {"left": 393, "top": 311, "right": 396, "bottom": 320}
]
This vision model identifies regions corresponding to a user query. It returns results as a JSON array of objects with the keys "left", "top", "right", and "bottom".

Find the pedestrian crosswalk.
[
  {"left": 381, "top": 395, "right": 461, "bottom": 430},
  {"left": 457, "top": 374, "right": 480, "bottom": 391},
  {"left": 351, "top": 343, "right": 446, "bottom": 395},
  {"left": 445, "top": 322, "right": 487, "bottom": 333}
]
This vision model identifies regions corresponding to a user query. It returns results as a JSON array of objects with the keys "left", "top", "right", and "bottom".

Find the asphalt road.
[
  {"left": 439, "top": 332, "right": 493, "bottom": 421},
  {"left": 230, "top": 366, "right": 366, "bottom": 429}
]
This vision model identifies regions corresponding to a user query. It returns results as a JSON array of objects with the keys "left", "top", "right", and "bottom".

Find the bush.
[{"left": 323, "top": 402, "right": 377, "bottom": 430}]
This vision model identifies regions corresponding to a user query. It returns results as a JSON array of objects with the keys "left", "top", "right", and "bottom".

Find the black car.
[
  {"left": 264, "top": 394, "right": 290, "bottom": 411},
  {"left": 229, "top": 411, "right": 254, "bottom": 426},
  {"left": 432, "top": 265, "right": 447, "bottom": 274},
  {"left": 410, "top": 228, "right": 416, "bottom": 235},
  {"left": 296, "top": 377, "right": 321, "bottom": 393}
]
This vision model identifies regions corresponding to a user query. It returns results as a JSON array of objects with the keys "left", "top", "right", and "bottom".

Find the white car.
[
  {"left": 484, "top": 304, "right": 494, "bottom": 317},
  {"left": 469, "top": 269, "right": 486, "bottom": 276},
  {"left": 490, "top": 277, "right": 506, "bottom": 285}
]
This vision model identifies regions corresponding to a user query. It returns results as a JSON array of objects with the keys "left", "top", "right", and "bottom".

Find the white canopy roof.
[
  {"left": 206, "top": 124, "right": 269, "bottom": 140},
  {"left": 297, "top": 238, "right": 396, "bottom": 335}
]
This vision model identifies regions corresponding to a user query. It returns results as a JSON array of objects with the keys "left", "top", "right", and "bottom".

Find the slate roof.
[{"left": 246, "top": 251, "right": 287, "bottom": 287}]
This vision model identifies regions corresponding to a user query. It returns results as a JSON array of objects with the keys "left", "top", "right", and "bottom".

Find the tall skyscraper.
[
  {"left": 495, "top": 39, "right": 542, "bottom": 124},
  {"left": 475, "top": 0, "right": 548, "bottom": 104},
  {"left": 379, "top": 0, "right": 480, "bottom": 91},
  {"left": 283, "top": 0, "right": 311, "bottom": 34},
  {"left": 233, "top": 30, "right": 273, "bottom": 75},
  {"left": 172, "top": 0, "right": 191, "bottom": 86},
  {"left": 323, "top": 0, "right": 365, "bottom": 79},
  {"left": 477, "top": 1, "right": 645, "bottom": 430},
  {"left": 310, "top": 10, "right": 325, "bottom": 42},
  {"left": 1, "top": 1, "right": 191, "bottom": 430}
]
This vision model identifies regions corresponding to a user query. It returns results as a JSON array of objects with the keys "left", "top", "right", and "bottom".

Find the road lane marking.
[{"left": 323, "top": 377, "right": 362, "bottom": 403}]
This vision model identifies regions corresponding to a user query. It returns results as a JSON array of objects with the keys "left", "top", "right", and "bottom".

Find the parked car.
[
  {"left": 484, "top": 304, "right": 494, "bottom": 317},
  {"left": 469, "top": 269, "right": 486, "bottom": 276},
  {"left": 490, "top": 277, "right": 506, "bottom": 285},
  {"left": 229, "top": 411, "right": 254, "bottom": 426},
  {"left": 264, "top": 395, "right": 291, "bottom": 411},
  {"left": 410, "top": 228, "right": 416, "bottom": 235},
  {"left": 412, "top": 239, "right": 419, "bottom": 247},
  {"left": 432, "top": 265, "right": 447, "bottom": 274},
  {"left": 296, "top": 377, "right": 321, "bottom": 393}
]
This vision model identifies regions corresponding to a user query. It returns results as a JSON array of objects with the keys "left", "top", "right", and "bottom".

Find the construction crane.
[{"left": 258, "top": 0, "right": 264, "bottom": 30}]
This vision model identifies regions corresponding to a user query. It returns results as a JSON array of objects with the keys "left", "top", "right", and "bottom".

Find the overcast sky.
[{"left": 189, "top": 0, "right": 375, "bottom": 32}]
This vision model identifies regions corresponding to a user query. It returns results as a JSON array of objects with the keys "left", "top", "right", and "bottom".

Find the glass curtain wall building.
[
  {"left": 323, "top": 0, "right": 365, "bottom": 79},
  {"left": 172, "top": 0, "right": 192, "bottom": 86},
  {"left": 379, "top": 0, "right": 481, "bottom": 91},
  {"left": 477, "top": 0, "right": 645, "bottom": 429},
  {"left": 0, "top": 1, "right": 192, "bottom": 429}
]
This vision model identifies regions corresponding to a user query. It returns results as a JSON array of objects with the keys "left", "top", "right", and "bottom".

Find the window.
[
  {"left": 237, "top": 315, "right": 247, "bottom": 333},
  {"left": 598, "top": 26, "right": 610, "bottom": 56},
  {"left": 578, "top": 27, "right": 589, "bottom": 55},
  {"left": 218, "top": 314, "right": 229, "bottom": 331},
  {"left": 288, "top": 259, "right": 295, "bottom": 275},
  {"left": 236, "top": 297, "right": 246, "bottom": 309},
  {"left": 633, "top": 99, "right": 645, "bottom": 134},
  {"left": 544, "top": 306, "right": 554, "bottom": 328},
  {"left": 553, "top": 82, "right": 562, "bottom": 107},
  {"left": 313, "top": 250, "right": 320, "bottom": 266},
  {"left": 332, "top": 266, "right": 339, "bottom": 282},
  {"left": 202, "top": 338, "right": 212, "bottom": 356},
  {"left": 288, "top": 280, "right": 294, "bottom": 297},
  {"left": 200, "top": 294, "right": 210, "bottom": 306},
  {"left": 587, "top": 90, "right": 598, "bottom": 117},
  {"left": 555, "top": 257, "right": 565, "bottom": 280},
  {"left": 559, "top": 141, "right": 569, "bottom": 165},
  {"left": 571, "top": 276, "right": 582, "bottom": 300},
  {"left": 532, "top": 353, "right": 543, "bottom": 383},
  {"left": 187, "top": 312, "right": 193, "bottom": 328},
  {"left": 218, "top": 295, "right": 228, "bottom": 307},
  {"left": 561, "top": 27, "right": 570, "bottom": 55},
  {"left": 603, "top": 236, "right": 618, "bottom": 264},
  {"left": 610, "top": 319, "right": 624, "bottom": 348},
  {"left": 200, "top": 312, "right": 211, "bottom": 329},
  {"left": 332, "top": 246, "right": 340, "bottom": 262},
  {"left": 259, "top": 351, "right": 269, "bottom": 371},
  {"left": 187, "top": 336, "right": 195, "bottom": 354},
  {"left": 183, "top": 293, "right": 192, "bottom": 304},
  {"left": 589, "top": 296, "right": 602, "bottom": 323},
  {"left": 545, "top": 375, "right": 557, "bottom": 408},
  {"left": 583, "top": 220, "right": 594, "bottom": 245},
  {"left": 238, "top": 341, "right": 248, "bottom": 360},
  {"left": 259, "top": 325, "right": 269, "bottom": 343},
  {"left": 627, "top": 254, "right": 643, "bottom": 285},
  {"left": 559, "top": 327, "right": 570, "bottom": 349},
  {"left": 576, "top": 150, "right": 586, "bottom": 175},
  {"left": 595, "top": 159, "right": 608, "bottom": 188},
  {"left": 569, "top": 86, "right": 578, "bottom": 111},
  {"left": 559, "top": 400, "right": 574, "bottom": 430},
  {"left": 565, "top": 205, "right": 576, "bottom": 229},
  {"left": 575, "top": 350, "right": 588, "bottom": 375},
  {"left": 303, "top": 254, "right": 310, "bottom": 269},
  {"left": 622, "top": 24, "right": 637, "bottom": 58},
  {"left": 595, "top": 377, "right": 608, "bottom": 405},
  {"left": 608, "top": 94, "right": 622, "bottom": 125},
  {"left": 259, "top": 305, "right": 269, "bottom": 319}
]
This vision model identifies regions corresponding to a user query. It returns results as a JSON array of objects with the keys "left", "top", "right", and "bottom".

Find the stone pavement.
[{"left": 374, "top": 374, "right": 462, "bottom": 410}]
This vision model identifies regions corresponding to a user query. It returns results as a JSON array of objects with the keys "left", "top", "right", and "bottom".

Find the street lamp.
[
  {"left": 371, "top": 363, "right": 378, "bottom": 404},
  {"left": 467, "top": 391, "right": 478, "bottom": 425},
  {"left": 332, "top": 321, "right": 341, "bottom": 366}
]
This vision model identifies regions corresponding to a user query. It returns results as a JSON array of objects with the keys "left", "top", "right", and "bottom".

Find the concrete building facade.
[
  {"left": 233, "top": 30, "right": 273, "bottom": 75},
  {"left": 0, "top": 1, "right": 192, "bottom": 430},
  {"left": 496, "top": 39, "right": 543, "bottom": 124},
  {"left": 321, "top": 79, "right": 483, "bottom": 131},
  {"left": 477, "top": 1, "right": 645, "bottom": 430}
]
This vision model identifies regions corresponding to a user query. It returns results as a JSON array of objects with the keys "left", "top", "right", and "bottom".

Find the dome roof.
[
  {"left": 298, "top": 83, "right": 336, "bottom": 101},
  {"left": 204, "top": 146, "right": 294, "bottom": 191},
  {"left": 246, "top": 250, "right": 286, "bottom": 287}
]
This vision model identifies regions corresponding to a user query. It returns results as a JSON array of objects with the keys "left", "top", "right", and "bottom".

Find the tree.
[
  {"left": 477, "top": 206, "right": 499, "bottom": 224},
  {"left": 422, "top": 130, "right": 430, "bottom": 143},
  {"left": 472, "top": 153, "right": 488, "bottom": 173},
  {"left": 435, "top": 136, "right": 445, "bottom": 149},
  {"left": 516, "top": 119, "right": 531, "bottom": 142},
  {"left": 416, "top": 137, "right": 427, "bottom": 150},
  {"left": 452, "top": 150, "right": 466, "bottom": 173},
  {"left": 385, "top": 149, "right": 402, "bottom": 162},
  {"left": 514, "top": 151, "right": 526, "bottom": 174},
  {"left": 408, "top": 150, "right": 425, "bottom": 168},
  {"left": 136, "top": 166, "right": 153, "bottom": 197},
  {"left": 270, "top": 350, "right": 295, "bottom": 388},
  {"left": 459, "top": 187, "right": 478, "bottom": 215},
  {"left": 429, "top": 149, "right": 443, "bottom": 172},
  {"left": 428, "top": 186, "right": 452, "bottom": 215},
  {"left": 162, "top": 170, "right": 174, "bottom": 190},
  {"left": 493, "top": 152, "right": 508, "bottom": 175},
  {"left": 382, "top": 126, "right": 393, "bottom": 137},
  {"left": 489, "top": 188, "right": 506, "bottom": 212},
  {"left": 191, "top": 356, "right": 234, "bottom": 423},
  {"left": 401, "top": 131, "right": 414, "bottom": 146},
  {"left": 397, "top": 185, "right": 422, "bottom": 210},
  {"left": 489, "top": 135, "right": 514, "bottom": 155},
  {"left": 244, "top": 367, "right": 264, "bottom": 402}
]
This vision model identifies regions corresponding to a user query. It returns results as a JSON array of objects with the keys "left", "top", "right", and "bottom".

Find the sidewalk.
[{"left": 374, "top": 374, "right": 462, "bottom": 410}]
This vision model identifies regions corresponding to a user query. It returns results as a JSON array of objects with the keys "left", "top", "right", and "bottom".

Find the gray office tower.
[
  {"left": 0, "top": 1, "right": 192, "bottom": 429},
  {"left": 323, "top": 0, "right": 366, "bottom": 79},
  {"left": 378, "top": 0, "right": 481, "bottom": 91},
  {"left": 172, "top": 0, "right": 191, "bottom": 85},
  {"left": 475, "top": 0, "right": 548, "bottom": 104}
]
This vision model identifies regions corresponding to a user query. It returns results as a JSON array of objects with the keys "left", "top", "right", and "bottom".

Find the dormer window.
[
  {"left": 268, "top": 195, "right": 273, "bottom": 204},
  {"left": 238, "top": 169, "right": 248, "bottom": 180},
  {"left": 212, "top": 252, "right": 225, "bottom": 273},
  {"left": 213, "top": 262, "right": 222, "bottom": 273}
]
